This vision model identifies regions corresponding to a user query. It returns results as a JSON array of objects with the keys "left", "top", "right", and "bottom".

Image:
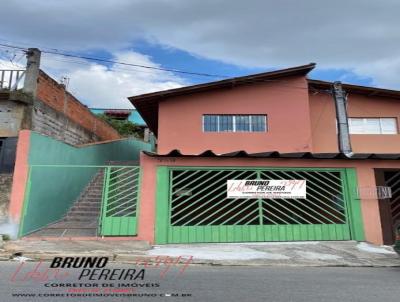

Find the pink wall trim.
[
  {"left": 356, "top": 166, "right": 383, "bottom": 244},
  {"left": 137, "top": 153, "right": 397, "bottom": 245},
  {"left": 135, "top": 158, "right": 157, "bottom": 242},
  {"left": 9, "top": 130, "right": 31, "bottom": 222}
]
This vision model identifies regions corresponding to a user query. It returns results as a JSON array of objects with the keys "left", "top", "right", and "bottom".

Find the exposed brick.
[{"left": 36, "top": 71, "right": 120, "bottom": 141}]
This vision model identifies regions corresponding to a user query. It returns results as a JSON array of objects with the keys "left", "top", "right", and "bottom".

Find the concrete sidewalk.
[
  {"left": 149, "top": 241, "right": 400, "bottom": 266},
  {"left": 1, "top": 239, "right": 399, "bottom": 267}
]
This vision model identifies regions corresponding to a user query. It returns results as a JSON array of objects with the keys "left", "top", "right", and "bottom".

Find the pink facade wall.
[
  {"left": 309, "top": 92, "right": 339, "bottom": 153},
  {"left": 158, "top": 76, "right": 313, "bottom": 154},
  {"left": 310, "top": 92, "right": 400, "bottom": 153},
  {"left": 348, "top": 94, "right": 400, "bottom": 153},
  {"left": 137, "top": 153, "right": 400, "bottom": 245},
  {"left": 9, "top": 130, "right": 30, "bottom": 222},
  {"left": 159, "top": 76, "right": 400, "bottom": 155}
]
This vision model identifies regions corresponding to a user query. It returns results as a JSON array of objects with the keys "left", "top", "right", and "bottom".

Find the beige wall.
[{"left": 0, "top": 101, "right": 26, "bottom": 137}]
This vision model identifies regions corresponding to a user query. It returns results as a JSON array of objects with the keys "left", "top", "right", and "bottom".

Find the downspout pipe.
[{"left": 332, "top": 81, "right": 353, "bottom": 157}]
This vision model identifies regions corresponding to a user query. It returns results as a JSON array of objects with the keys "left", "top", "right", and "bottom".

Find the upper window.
[
  {"left": 348, "top": 118, "right": 398, "bottom": 134},
  {"left": 203, "top": 115, "right": 267, "bottom": 132}
]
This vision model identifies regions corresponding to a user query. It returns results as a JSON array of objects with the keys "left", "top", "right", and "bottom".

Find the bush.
[
  {"left": 1, "top": 234, "right": 10, "bottom": 241},
  {"left": 97, "top": 114, "right": 144, "bottom": 139}
]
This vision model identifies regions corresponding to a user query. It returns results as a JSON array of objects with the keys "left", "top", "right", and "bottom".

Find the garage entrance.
[{"left": 155, "top": 167, "right": 364, "bottom": 244}]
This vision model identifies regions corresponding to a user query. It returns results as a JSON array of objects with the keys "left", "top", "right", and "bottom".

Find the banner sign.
[{"left": 227, "top": 179, "right": 306, "bottom": 199}]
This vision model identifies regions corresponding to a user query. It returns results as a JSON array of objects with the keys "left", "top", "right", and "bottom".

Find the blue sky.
[
  {"left": 132, "top": 40, "right": 374, "bottom": 87},
  {"left": 0, "top": 1, "right": 398, "bottom": 108}
]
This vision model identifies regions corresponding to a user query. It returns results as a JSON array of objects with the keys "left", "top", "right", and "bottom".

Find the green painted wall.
[
  {"left": 28, "top": 132, "right": 151, "bottom": 165},
  {"left": 20, "top": 132, "right": 151, "bottom": 236}
]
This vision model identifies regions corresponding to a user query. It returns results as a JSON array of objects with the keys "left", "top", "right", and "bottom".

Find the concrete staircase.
[{"left": 27, "top": 170, "right": 105, "bottom": 237}]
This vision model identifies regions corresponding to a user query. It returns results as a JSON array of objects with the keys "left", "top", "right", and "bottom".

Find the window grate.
[{"left": 203, "top": 114, "right": 267, "bottom": 132}]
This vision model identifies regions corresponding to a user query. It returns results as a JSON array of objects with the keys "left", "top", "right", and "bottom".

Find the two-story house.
[{"left": 129, "top": 63, "right": 400, "bottom": 246}]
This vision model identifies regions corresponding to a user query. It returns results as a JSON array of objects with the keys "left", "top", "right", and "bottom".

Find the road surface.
[{"left": 0, "top": 261, "right": 399, "bottom": 301}]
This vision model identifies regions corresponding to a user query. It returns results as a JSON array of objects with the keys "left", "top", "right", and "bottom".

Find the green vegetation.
[{"left": 97, "top": 114, "right": 144, "bottom": 138}]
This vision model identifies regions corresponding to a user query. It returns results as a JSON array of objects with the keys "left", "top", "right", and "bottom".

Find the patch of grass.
[{"left": 1, "top": 234, "right": 10, "bottom": 241}]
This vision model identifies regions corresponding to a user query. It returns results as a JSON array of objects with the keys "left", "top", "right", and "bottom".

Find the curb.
[{"left": 1, "top": 251, "right": 399, "bottom": 267}]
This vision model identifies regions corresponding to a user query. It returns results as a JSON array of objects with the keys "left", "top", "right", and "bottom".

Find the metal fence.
[
  {"left": 0, "top": 69, "right": 25, "bottom": 90},
  {"left": 155, "top": 167, "right": 365, "bottom": 244}
]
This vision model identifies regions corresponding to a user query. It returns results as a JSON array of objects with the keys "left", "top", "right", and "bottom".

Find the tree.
[{"left": 97, "top": 114, "right": 144, "bottom": 139}]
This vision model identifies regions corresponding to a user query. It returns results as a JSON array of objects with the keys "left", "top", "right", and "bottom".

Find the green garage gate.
[{"left": 155, "top": 167, "right": 365, "bottom": 244}]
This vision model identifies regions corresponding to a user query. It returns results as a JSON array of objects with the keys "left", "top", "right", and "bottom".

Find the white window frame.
[
  {"left": 202, "top": 115, "right": 267, "bottom": 132},
  {"left": 348, "top": 117, "right": 398, "bottom": 134}
]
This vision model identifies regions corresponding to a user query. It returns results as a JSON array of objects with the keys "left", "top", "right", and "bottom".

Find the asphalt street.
[{"left": 0, "top": 261, "right": 399, "bottom": 302}]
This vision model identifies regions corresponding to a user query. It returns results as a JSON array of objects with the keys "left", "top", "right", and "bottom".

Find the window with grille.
[
  {"left": 348, "top": 118, "right": 398, "bottom": 134},
  {"left": 203, "top": 115, "right": 267, "bottom": 132}
]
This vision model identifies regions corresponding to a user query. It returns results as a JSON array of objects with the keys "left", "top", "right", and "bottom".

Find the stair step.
[
  {"left": 69, "top": 211, "right": 100, "bottom": 215},
  {"left": 78, "top": 197, "right": 102, "bottom": 202},
  {"left": 78, "top": 200, "right": 102, "bottom": 204},
  {"left": 80, "top": 196, "right": 102, "bottom": 200},
  {"left": 63, "top": 217, "right": 99, "bottom": 222},
  {"left": 73, "top": 204, "right": 100, "bottom": 208},
  {"left": 85, "top": 190, "right": 103, "bottom": 194},
  {"left": 85, "top": 192, "right": 103, "bottom": 196},
  {"left": 30, "top": 228, "right": 98, "bottom": 237},
  {"left": 65, "top": 212, "right": 99, "bottom": 219},
  {"left": 75, "top": 204, "right": 101, "bottom": 209},
  {"left": 47, "top": 221, "right": 98, "bottom": 228}
]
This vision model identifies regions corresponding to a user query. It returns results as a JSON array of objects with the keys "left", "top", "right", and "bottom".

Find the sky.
[{"left": 0, "top": 0, "right": 399, "bottom": 109}]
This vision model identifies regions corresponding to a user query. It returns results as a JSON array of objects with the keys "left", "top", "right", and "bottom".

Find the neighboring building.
[
  {"left": 0, "top": 48, "right": 120, "bottom": 224},
  {"left": 0, "top": 49, "right": 120, "bottom": 148},
  {"left": 129, "top": 63, "right": 400, "bottom": 245},
  {"left": 0, "top": 49, "right": 121, "bottom": 171},
  {"left": 90, "top": 108, "right": 146, "bottom": 126}
]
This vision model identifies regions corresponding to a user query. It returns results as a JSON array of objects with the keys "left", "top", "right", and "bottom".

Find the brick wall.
[
  {"left": 32, "top": 100, "right": 99, "bottom": 145},
  {"left": 36, "top": 70, "right": 120, "bottom": 141}
]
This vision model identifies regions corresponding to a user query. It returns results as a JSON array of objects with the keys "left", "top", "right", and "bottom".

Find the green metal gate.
[
  {"left": 155, "top": 167, "right": 364, "bottom": 243},
  {"left": 100, "top": 166, "right": 141, "bottom": 236}
]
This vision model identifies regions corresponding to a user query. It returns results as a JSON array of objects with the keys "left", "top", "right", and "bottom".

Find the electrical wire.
[
  {"left": 0, "top": 41, "right": 333, "bottom": 93},
  {"left": 0, "top": 42, "right": 228, "bottom": 78}
]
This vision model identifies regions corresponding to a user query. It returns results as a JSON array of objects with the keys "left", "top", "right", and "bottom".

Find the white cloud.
[
  {"left": 353, "top": 58, "right": 400, "bottom": 89},
  {"left": 0, "top": 50, "right": 184, "bottom": 108},
  {"left": 39, "top": 51, "right": 185, "bottom": 108}
]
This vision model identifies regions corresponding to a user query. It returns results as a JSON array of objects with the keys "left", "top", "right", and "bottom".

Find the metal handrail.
[{"left": 0, "top": 69, "right": 25, "bottom": 90}]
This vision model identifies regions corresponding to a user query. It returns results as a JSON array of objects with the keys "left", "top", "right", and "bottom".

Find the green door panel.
[
  {"left": 155, "top": 167, "right": 365, "bottom": 244},
  {"left": 100, "top": 166, "right": 141, "bottom": 236}
]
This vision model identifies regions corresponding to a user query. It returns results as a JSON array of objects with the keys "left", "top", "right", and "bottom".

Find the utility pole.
[
  {"left": 332, "top": 81, "right": 352, "bottom": 156},
  {"left": 23, "top": 48, "right": 41, "bottom": 98}
]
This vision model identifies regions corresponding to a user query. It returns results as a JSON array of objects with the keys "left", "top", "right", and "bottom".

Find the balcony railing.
[{"left": 0, "top": 69, "right": 25, "bottom": 91}]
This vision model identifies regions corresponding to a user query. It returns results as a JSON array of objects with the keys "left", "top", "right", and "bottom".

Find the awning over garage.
[{"left": 143, "top": 150, "right": 400, "bottom": 160}]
